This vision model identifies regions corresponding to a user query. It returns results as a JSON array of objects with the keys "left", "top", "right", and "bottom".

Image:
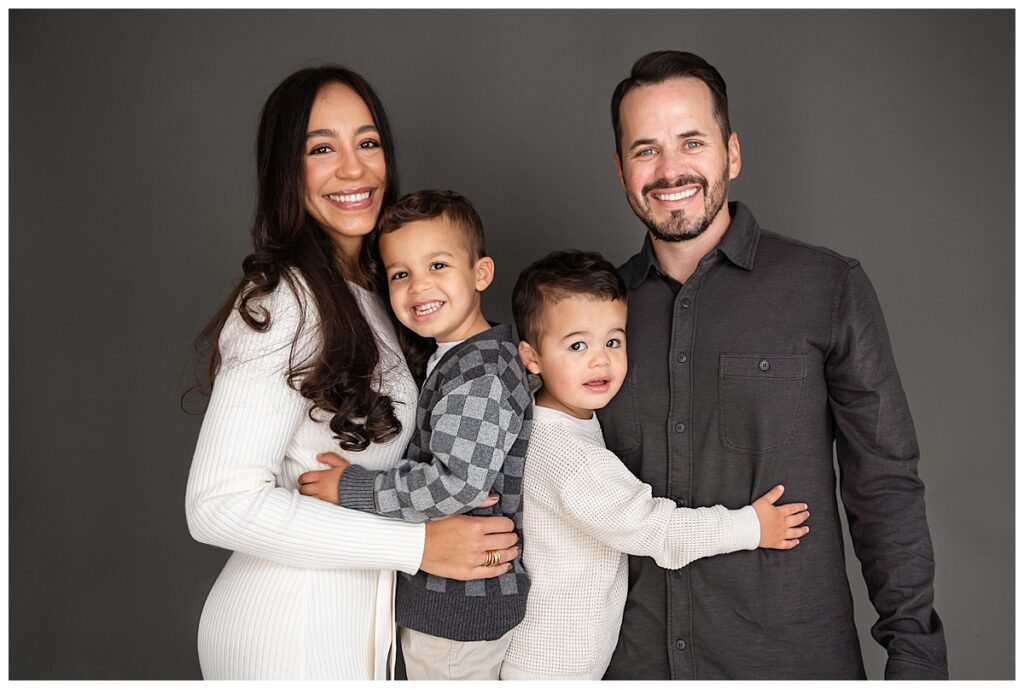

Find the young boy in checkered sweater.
[{"left": 298, "top": 190, "right": 531, "bottom": 680}]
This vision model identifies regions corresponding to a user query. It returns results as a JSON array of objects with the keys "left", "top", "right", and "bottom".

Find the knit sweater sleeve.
[
  {"left": 537, "top": 426, "right": 759, "bottom": 569},
  {"left": 338, "top": 373, "right": 521, "bottom": 523},
  {"left": 185, "top": 280, "right": 424, "bottom": 573}
]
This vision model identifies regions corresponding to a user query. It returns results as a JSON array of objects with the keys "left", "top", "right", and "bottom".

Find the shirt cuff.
[
  {"left": 884, "top": 654, "right": 949, "bottom": 680},
  {"left": 723, "top": 504, "right": 760, "bottom": 553},
  {"left": 337, "top": 464, "right": 381, "bottom": 514},
  {"left": 389, "top": 520, "right": 427, "bottom": 576}
]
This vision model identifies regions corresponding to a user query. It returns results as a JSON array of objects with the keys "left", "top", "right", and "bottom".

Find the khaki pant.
[{"left": 400, "top": 626, "right": 514, "bottom": 680}]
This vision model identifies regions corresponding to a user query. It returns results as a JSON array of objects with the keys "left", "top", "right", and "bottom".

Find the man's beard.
[{"left": 628, "top": 166, "right": 730, "bottom": 242}]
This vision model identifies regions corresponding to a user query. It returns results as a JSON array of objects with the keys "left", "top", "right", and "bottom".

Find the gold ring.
[{"left": 484, "top": 550, "right": 501, "bottom": 567}]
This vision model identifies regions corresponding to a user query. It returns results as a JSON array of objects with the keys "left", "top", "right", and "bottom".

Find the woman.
[{"left": 185, "top": 66, "right": 518, "bottom": 680}]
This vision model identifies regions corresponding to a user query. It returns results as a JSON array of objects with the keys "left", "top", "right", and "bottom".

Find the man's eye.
[
  {"left": 607, "top": 338, "right": 622, "bottom": 348},
  {"left": 569, "top": 342, "right": 587, "bottom": 352},
  {"left": 429, "top": 262, "right": 447, "bottom": 270},
  {"left": 389, "top": 271, "right": 408, "bottom": 281},
  {"left": 685, "top": 141, "right": 702, "bottom": 150},
  {"left": 637, "top": 148, "right": 655, "bottom": 157}
]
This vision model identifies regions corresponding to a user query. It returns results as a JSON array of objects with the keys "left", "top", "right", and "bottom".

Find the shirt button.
[
  {"left": 675, "top": 639, "right": 687, "bottom": 651},
  {"left": 676, "top": 351, "right": 688, "bottom": 363},
  {"left": 759, "top": 359, "right": 770, "bottom": 371},
  {"left": 674, "top": 422, "right": 686, "bottom": 433},
  {"left": 681, "top": 297, "right": 691, "bottom": 309},
  {"left": 672, "top": 569, "right": 683, "bottom": 579}
]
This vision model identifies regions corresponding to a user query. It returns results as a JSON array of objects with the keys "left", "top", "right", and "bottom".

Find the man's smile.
[{"left": 651, "top": 187, "right": 699, "bottom": 202}]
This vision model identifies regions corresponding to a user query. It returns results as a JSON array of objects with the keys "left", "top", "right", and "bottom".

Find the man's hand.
[
  {"left": 297, "top": 452, "right": 351, "bottom": 505},
  {"left": 751, "top": 484, "right": 810, "bottom": 549},
  {"left": 421, "top": 514, "right": 520, "bottom": 581}
]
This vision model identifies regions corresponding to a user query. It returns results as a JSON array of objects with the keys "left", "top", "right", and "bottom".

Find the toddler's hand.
[
  {"left": 751, "top": 484, "right": 810, "bottom": 549},
  {"left": 297, "top": 452, "right": 351, "bottom": 505}
]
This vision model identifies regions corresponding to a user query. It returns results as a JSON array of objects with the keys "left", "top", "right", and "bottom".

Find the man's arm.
[
  {"left": 337, "top": 373, "right": 523, "bottom": 523},
  {"left": 826, "top": 262, "right": 948, "bottom": 680}
]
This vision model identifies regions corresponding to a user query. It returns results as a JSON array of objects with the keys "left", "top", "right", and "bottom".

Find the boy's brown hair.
[
  {"left": 377, "top": 189, "right": 487, "bottom": 261},
  {"left": 512, "top": 250, "right": 627, "bottom": 346}
]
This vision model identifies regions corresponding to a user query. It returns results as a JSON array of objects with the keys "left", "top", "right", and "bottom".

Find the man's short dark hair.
[
  {"left": 377, "top": 189, "right": 486, "bottom": 261},
  {"left": 512, "top": 250, "right": 626, "bottom": 345},
  {"left": 611, "top": 50, "right": 731, "bottom": 157}
]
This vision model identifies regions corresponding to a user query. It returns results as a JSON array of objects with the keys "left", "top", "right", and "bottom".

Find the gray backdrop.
[{"left": 10, "top": 9, "right": 1013, "bottom": 680}]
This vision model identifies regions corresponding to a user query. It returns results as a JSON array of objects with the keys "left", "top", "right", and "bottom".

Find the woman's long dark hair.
[{"left": 194, "top": 65, "right": 408, "bottom": 452}]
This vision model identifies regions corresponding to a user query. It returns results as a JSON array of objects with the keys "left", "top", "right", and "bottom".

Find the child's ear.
[
  {"left": 474, "top": 256, "right": 495, "bottom": 291},
  {"left": 517, "top": 340, "right": 543, "bottom": 375}
]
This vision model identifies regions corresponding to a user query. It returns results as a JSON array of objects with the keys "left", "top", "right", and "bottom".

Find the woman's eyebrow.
[{"left": 306, "top": 124, "right": 378, "bottom": 139}]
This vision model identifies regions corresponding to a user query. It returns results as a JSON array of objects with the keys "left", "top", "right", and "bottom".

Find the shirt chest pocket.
[{"left": 718, "top": 353, "right": 806, "bottom": 454}]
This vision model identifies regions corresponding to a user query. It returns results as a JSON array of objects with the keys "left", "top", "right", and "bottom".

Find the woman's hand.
[
  {"left": 297, "top": 452, "right": 351, "bottom": 504},
  {"left": 300, "top": 453, "right": 517, "bottom": 579},
  {"left": 421, "top": 512, "right": 520, "bottom": 580}
]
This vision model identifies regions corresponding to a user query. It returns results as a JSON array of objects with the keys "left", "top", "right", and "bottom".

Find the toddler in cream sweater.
[{"left": 502, "top": 250, "right": 811, "bottom": 680}]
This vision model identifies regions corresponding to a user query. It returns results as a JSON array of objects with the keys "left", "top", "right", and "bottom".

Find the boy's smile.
[
  {"left": 411, "top": 300, "right": 444, "bottom": 320},
  {"left": 380, "top": 217, "right": 494, "bottom": 343},
  {"left": 582, "top": 376, "right": 611, "bottom": 393}
]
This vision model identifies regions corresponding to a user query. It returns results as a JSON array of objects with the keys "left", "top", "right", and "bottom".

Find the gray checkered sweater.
[{"left": 337, "top": 324, "right": 532, "bottom": 641}]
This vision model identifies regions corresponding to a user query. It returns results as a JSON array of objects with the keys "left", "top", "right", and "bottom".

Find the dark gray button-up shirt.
[{"left": 598, "top": 202, "right": 947, "bottom": 680}]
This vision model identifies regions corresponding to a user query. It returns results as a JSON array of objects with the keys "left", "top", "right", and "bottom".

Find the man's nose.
[{"left": 655, "top": 147, "right": 687, "bottom": 183}]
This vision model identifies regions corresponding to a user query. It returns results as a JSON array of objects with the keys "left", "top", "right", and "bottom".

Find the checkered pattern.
[{"left": 337, "top": 324, "right": 533, "bottom": 641}]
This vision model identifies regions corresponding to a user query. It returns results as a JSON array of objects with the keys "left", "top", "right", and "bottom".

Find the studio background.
[{"left": 10, "top": 9, "right": 1013, "bottom": 680}]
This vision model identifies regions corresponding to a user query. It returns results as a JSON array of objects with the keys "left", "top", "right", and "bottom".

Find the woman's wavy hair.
[{"left": 193, "top": 65, "right": 409, "bottom": 452}]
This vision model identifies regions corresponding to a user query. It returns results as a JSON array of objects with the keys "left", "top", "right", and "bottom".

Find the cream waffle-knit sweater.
[
  {"left": 185, "top": 275, "right": 423, "bottom": 680},
  {"left": 501, "top": 404, "right": 761, "bottom": 680}
]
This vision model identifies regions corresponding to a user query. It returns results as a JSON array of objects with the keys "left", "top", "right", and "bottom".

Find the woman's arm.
[
  {"left": 185, "top": 282, "right": 425, "bottom": 572},
  {"left": 185, "top": 281, "right": 518, "bottom": 579}
]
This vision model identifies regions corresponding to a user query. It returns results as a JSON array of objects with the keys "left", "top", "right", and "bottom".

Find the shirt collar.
[
  {"left": 715, "top": 201, "right": 760, "bottom": 270},
  {"left": 621, "top": 201, "right": 761, "bottom": 289}
]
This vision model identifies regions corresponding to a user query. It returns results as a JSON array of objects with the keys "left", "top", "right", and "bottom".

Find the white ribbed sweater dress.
[
  {"left": 185, "top": 277, "right": 423, "bottom": 680},
  {"left": 501, "top": 405, "right": 760, "bottom": 680}
]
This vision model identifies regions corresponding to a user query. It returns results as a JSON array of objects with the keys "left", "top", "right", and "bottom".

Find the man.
[{"left": 596, "top": 50, "right": 947, "bottom": 680}]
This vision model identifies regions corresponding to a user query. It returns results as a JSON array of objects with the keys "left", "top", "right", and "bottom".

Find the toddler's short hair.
[
  {"left": 512, "top": 250, "right": 626, "bottom": 345},
  {"left": 377, "top": 189, "right": 486, "bottom": 260}
]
